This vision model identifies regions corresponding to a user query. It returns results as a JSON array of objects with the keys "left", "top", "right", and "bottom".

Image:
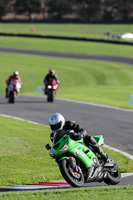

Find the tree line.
[{"left": 0, "top": 0, "right": 133, "bottom": 22}]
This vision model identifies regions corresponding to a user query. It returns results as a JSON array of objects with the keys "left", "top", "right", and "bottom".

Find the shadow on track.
[{"left": 0, "top": 100, "right": 48, "bottom": 104}]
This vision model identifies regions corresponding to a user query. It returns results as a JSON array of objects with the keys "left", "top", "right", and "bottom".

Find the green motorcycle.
[{"left": 46, "top": 130, "right": 121, "bottom": 187}]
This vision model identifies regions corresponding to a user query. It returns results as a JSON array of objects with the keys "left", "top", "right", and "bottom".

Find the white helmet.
[
  {"left": 13, "top": 71, "right": 19, "bottom": 76},
  {"left": 49, "top": 113, "right": 65, "bottom": 132}
]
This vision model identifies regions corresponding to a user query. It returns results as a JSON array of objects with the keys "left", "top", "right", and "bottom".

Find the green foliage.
[
  {"left": 0, "top": 0, "right": 11, "bottom": 19},
  {"left": 1, "top": 0, "right": 133, "bottom": 21},
  {"left": 76, "top": 0, "right": 101, "bottom": 20},
  {"left": 14, "top": 0, "right": 41, "bottom": 15},
  {"left": 45, "top": 0, "right": 74, "bottom": 19}
]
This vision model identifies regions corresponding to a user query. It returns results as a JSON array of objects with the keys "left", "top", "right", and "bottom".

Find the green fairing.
[
  {"left": 49, "top": 135, "right": 104, "bottom": 169},
  {"left": 48, "top": 133, "right": 121, "bottom": 187},
  {"left": 94, "top": 135, "right": 104, "bottom": 146}
]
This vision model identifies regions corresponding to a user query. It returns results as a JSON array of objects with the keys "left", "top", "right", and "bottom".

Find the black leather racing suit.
[
  {"left": 43, "top": 74, "right": 59, "bottom": 94},
  {"left": 50, "top": 121, "right": 108, "bottom": 161},
  {"left": 43, "top": 74, "right": 58, "bottom": 85}
]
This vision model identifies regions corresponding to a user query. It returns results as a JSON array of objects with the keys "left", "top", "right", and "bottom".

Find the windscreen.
[{"left": 53, "top": 130, "right": 66, "bottom": 144}]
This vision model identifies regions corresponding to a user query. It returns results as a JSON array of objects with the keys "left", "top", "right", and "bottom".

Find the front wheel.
[
  {"left": 104, "top": 156, "right": 121, "bottom": 185},
  {"left": 58, "top": 158, "right": 84, "bottom": 187},
  {"left": 47, "top": 90, "right": 54, "bottom": 102}
]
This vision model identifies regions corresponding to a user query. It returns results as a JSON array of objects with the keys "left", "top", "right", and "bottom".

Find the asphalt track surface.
[
  {"left": 0, "top": 47, "right": 133, "bottom": 65},
  {"left": 0, "top": 95, "right": 133, "bottom": 156},
  {"left": 0, "top": 48, "right": 133, "bottom": 188}
]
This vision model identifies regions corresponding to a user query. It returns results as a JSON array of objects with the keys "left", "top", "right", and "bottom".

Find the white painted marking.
[
  {"left": 104, "top": 144, "right": 133, "bottom": 160},
  {"left": 56, "top": 98, "right": 133, "bottom": 113},
  {"left": 121, "top": 173, "right": 133, "bottom": 178},
  {"left": 20, "top": 95, "right": 133, "bottom": 112},
  {"left": 0, "top": 114, "right": 49, "bottom": 127},
  {"left": 0, "top": 184, "right": 69, "bottom": 191}
]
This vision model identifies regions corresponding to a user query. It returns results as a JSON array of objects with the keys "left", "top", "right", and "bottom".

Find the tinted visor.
[
  {"left": 50, "top": 121, "right": 62, "bottom": 131},
  {"left": 49, "top": 71, "right": 53, "bottom": 76}
]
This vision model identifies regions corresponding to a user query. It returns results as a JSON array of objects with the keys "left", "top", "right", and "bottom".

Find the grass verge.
[
  {"left": 0, "top": 36, "right": 133, "bottom": 57},
  {"left": 0, "top": 23, "right": 133, "bottom": 40},
  {"left": 0, "top": 52, "right": 133, "bottom": 109},
  {"left": 0, "top": 185, "right": 133, "bottom": 200}
]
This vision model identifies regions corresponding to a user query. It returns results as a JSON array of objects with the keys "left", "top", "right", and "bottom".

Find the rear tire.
[
  {"left": 104, "top": 156, "right": 121, "bottom": 185},
  {"left": 58, "top": 158, "right": 84, "bottom": 187},
  {"left": 9, "top": 92, "right": 15, "bottom": 103}
]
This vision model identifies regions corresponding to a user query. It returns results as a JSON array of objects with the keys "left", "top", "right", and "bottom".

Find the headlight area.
[
  {"left": 48, "top": 85, "right": 52, "bottom": 89},
  {"left": 59, "top": 141, "right": 68, "bottom": 152},
  {"left": 49, "top": 151, "right": 56, "bottom": 158},
  {"left": 53, "top": 85, "right": 58, "bottom": 89}
]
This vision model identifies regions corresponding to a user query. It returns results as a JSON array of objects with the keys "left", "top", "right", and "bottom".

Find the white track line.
[
  {"left": 0, "top": 114, "right": 49, "bottom": 127},
  {"left": 0, "top": 113, "right": 133, "bottom": 160},
  {"left": 121, "top": 173, "right": 133, "bottom": 178},
  {"left": 22, "top": 95, "right": 133, "bottom": 113},
  {"left": 56, "top": 98, "right": 133, "bottom": 113},
  {"left": 104, "top": 144, "right": 133, "bottom": 160}
]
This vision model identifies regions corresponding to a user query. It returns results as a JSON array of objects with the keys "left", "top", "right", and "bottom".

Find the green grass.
[
  {"left": 0, "top": 115, "right": 59, "bottom": 186},
  {"left": 0, "top": 36, "right": 133, "bottom": 57},
  {"left": 0, "top": 24, "right": 133, "bottom": 199},
  {"left": 0, "top": 115, "right": 133, "bottom": 187},
  {"left": 0, "top": 186, "right": 133, "bottom": 200},
  {"left": 0, "top": 23, "right": 133, "bottom": 40},
  {"left": 0, "top": 52, "right": 133, "bottom": 109}
]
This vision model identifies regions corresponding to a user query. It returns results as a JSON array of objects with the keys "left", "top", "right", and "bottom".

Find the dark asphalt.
[
  {"left": 0, "top": 47, "right": 133, "bottom": 65},
  {"left": 0, "top": 95, "right": 133, "bottom": 156}
]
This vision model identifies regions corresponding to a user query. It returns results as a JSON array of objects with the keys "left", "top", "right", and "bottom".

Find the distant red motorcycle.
[
  {"left": 8, "top": 80, "right": 21, "bottom": 103},
  {"left": 46, "top": 81, "right": 58, "bottom": 102}
]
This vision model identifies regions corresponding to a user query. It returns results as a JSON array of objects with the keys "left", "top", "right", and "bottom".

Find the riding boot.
[
  {"left": 96, "top": 146, "right": 109, "bottom": 162},
  {"left": 85, "top": 136, "right": 108, "bottom": 162}
]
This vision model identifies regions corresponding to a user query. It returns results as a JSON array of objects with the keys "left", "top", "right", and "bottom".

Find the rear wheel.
[
  {"left": 104, "top": 156, "right": 121, "bottom": 185},
  {"left": 8, "top": 92, "right": 15, "bottom": 103},
  {"left": 58, "top": 158, "right": 84, "bottom": 187}
]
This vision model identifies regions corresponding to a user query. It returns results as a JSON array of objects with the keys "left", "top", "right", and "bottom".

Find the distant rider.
[
  {"left": 43, "top": 69, "right": 59, "bottom": 95},
  {"left": 5, "top": 71, "right": 22, "bottom": 98},
  {"left": 49, "top": 113, "right": 108, "bottom": 162}
]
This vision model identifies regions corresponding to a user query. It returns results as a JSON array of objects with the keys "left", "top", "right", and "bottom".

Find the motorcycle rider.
[
  {"left": 49, "top": 113, "right": 108, "bottom": 162},
  {"left": 5, "top": 71, "right": 22, "bottom": 98},
  {"left": 43, "top": 69, "right": 59, "bottom": 95}
]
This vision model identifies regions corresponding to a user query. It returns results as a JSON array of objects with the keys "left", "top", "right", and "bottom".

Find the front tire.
[
  {"left": 47, "top": 90, "right": 54, "bottom": 102},
  {"left": 104, "top": 156, "right": 121, "bottom": 185},
  {"left": 58, "top": 158, "right": 84, "bottom": 187}
]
